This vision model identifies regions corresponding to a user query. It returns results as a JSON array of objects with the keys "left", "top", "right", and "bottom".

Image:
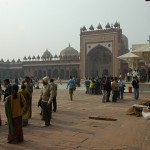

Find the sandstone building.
[{"left": 0, "top": 22, "right": 129, "bottom": 80}]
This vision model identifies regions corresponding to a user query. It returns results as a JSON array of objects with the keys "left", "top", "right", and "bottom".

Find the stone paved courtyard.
[{"left": 0, "top": 84, "right": 150, "bottom": 150}]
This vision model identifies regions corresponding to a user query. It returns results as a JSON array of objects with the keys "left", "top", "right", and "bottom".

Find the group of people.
[
  {"left": 126, "top": 69, "right": 150, "bottom": 83},
  {"left": 0, "top": 74, "right": 140, "bottom": 144},
  {"left": 84, "top": 78, "right": 102, "bottom": 95},
  {"left": 101, "top": 77, "right": 126, "bottom": 103},
  {"left": 85, "top": 76, "right": 126, "bottom": 103},
  {"left": 85, "top": 75, "right": 140, "bottom": 102},
  {"left": 0, "top": 77, "right": 33, "bottom": 144},
  {"left": 0, "top": 76, "right": 58, "bottom": 144}
]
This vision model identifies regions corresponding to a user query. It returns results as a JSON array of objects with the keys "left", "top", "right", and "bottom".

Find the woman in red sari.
[{"left": 5, "top": 84, "right": 26, "bottom": 144}]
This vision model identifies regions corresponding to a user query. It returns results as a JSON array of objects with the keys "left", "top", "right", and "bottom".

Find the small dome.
[
  {"left": 42, "top": 49, "right": 53, "bottom": 58},
  {"left": 114, "top": 21, "right": 119, "bottom": 28},
  {"left": 37, "top": 55, "right": 40, "bottom": 59},
  {"left": 105, "top": 22, "right": 110, "bottom": 29},
  {"left": 89, "top": 25, "right": 94, "bottom": 30},
  {"left": 32, "top": 55, "right": 36, "bottom": 59},
  {"left": 97, "top": 23, "right": 102, "bottom": 30},
  {"left": 6, "top": 59, "right": 10, "bottom": 63},
  {"left": 0, "top": 59, "right": 4, "bottom": 62},
  {"left": 54, "top": 54, "right": 58, "bottom": 58},
  {"left": 82, "top": 26, "right": 87, "bottom": 31},
  {"left": 60, "top": 44, "right": 79, "bottom": 57},
  {"left": 17, "top": 59, "right": 21, "bottom": 63},
  {"left": 23, "top": 56, "right": 27, "bottom": 60},
  {"left": 12, "top": 59, "right": 15, "bottom": 63},
  {"left": 28, "top": 56, "right": 31, "bottom": 60}
]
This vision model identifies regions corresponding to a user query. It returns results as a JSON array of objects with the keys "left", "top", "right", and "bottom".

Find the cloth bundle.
[{"left": 126, "top": 99, "right": 150, "bottom": 118}]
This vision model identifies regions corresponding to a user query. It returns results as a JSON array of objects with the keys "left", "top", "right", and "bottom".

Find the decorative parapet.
[{"left": 80, "top": 22, "right": 121, "bottom": 34}]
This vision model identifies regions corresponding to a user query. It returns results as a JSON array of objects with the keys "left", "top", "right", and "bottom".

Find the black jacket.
[
  {"left": 132, "top": 79, "right": 139, "bottom": 89},
  {"left": 106, "top": 81, "right": 112, "bottom": 92}
]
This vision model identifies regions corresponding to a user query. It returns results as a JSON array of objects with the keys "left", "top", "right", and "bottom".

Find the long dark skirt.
[{"left": 8, "top": 116, "right": 24, "bottom": 143}]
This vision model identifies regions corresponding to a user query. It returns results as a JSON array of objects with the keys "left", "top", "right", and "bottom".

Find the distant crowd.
[{"left": 84, "top": 76, "right": 125, "bottom": 102}]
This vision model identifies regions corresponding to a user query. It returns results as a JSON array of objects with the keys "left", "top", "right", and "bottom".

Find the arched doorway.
[
  {"left": 2, "top": 71, "right": 8, "bottom": 79},
  {"left": 34, "top": 71, "right": 38, "bottom": 77},
  {"left": 43, "top": 71, "right": 46, "bottom": 77},
  {"left": 53, "top": 69, "right": 59, "bottom": 78},
  {"left": 66, "top": 70, "right": 69, "bottom": 79},
  {"left": 38, "top": 70, "right": 42, "bottom": 79},
  {"left": 70, "top": 69, "right": 77, "bottom": 77},
  {"left": 60, "top": 69, "right": 64, "bottom": 79},
  {"left": 14, "top": 70, "right": 18, "bottom": 78},
  {"left": 139, "top": 68, "right": 147, "bottom": 83},
  {"left": 20, "top": 71, "right": 24, "bottom": 78},
  {"left": 87, "top": 45, "right": 112, "bottom": 77},
  {"left": 48, "top": 69, "right": 51, "bottom": 78},
  {"left": 7, "top": 71, "right": 12, "bottom": 79}
]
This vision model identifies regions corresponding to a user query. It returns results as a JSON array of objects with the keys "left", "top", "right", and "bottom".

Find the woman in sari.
[
  {"left": 5, "top": 84, "right": 26, "bottom": 144},
  {"left": 19, "top": 84, "right": 31, "bottom": 126}
]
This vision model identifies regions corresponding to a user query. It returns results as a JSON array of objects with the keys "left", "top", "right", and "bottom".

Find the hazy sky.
[{"left": 0, "top": 0, "right": 150, "bottom": 61}]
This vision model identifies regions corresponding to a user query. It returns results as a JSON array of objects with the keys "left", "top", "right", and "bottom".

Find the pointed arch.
[
  {"left": 86, "top": 45, "right": 113, "bottom": 77},
  {"left": 70, "top": 69, "right": 77, "bottom": 77},
  {"left": 53, "top": 69, "right": 59, "bottom": 78}
]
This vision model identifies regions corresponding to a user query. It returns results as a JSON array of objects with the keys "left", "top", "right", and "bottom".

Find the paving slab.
[{"left": 0, "top": 84, "right": 150, "bottom": 150}]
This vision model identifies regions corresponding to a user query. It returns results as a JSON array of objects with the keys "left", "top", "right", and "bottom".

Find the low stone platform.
[{"left": 0, "top": 85, "right": 150, "bottom": 150}]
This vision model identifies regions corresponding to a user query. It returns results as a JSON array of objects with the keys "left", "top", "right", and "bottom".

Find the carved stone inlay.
[{"left": 86, "top": 42, "right": 112, "bottom": 54}]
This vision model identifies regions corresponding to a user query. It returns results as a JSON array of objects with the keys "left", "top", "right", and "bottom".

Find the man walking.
[
  {"left": 132, "top": 76, "right": 139, "bottom": 100},
  {"left": 66, "top": 76, "right": 76, "bottom": 100},
  {"left": 84, "top": 78, "right": 90, "bottom": 94}
]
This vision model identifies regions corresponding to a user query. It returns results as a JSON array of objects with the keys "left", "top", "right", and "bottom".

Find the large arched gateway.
[{"left": 80, "top": 23, "right": 129, "bottom": 79}]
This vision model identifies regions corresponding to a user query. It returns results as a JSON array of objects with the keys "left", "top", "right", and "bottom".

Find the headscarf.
[
  {"left": 42, "top": 76, "right": 49, "bottom": 84},
  {"left": 12, "top": 84, "right": 19, "bottom": 99}
]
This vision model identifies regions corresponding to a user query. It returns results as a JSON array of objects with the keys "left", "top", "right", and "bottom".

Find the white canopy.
[
  {"left": 117, "top": 52, "right": 140, "bottom": 60},
  {"left": 132, "top": 44, "right": 150, "bottom": 64},
  {"left": 132, "top": 44, "right": 150, "bottom": 53},
  {"left": 117, "top": 52, "right": 140, "bottom": 70}
]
